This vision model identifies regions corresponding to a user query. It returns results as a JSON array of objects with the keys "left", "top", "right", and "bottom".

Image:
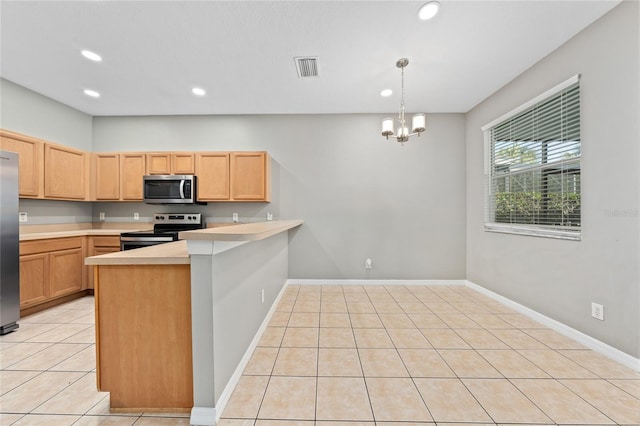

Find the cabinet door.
[
  {"left": 0, "top": 131, "right": 43, "bottom": 197},
  {"left": 19, "top": 253, "right": 49, "bottom": 307},
  {"left": 121, "top": 154, "right": 146, "bottom": 200},
  {"left": 146, "top": 153, "right": 171, "bottom": 175},
  {"left": 172, "top": 153, "right": 195, "bottom": 174},
  {"left": 44, "top": 144, "right": 88, "bottom": 200},
  {"left": 94, "top": 154, "right": 120, "bottom": 200},
  {"left": 49, "top": 248, "right": 84, "bottom": 298},
  {"left": 231, "top": 152, "right": 269, "bottom": 201},
  {"left": 195, "top": 153, "right": 230, "bottom": 201}
]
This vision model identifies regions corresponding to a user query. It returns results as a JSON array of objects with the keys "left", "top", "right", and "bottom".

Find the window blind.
[{"left": 483, "top": 76, "right": 581, "bottom": 240}]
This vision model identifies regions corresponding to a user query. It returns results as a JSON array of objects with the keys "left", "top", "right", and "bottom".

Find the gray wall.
[
  {"left": 93, "top": 113, "right": 467, "bottom": 280},
  {"left": 465, "top": 1, "right": 639, "bottom": 357},
  {"left": 1, "top": 78, "right": 94, "bottom": 223}
]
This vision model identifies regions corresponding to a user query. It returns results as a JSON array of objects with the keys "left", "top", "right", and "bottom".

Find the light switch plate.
[
  {"left": 19, "top": 212, "right": 28, "bottom": 222},
  {"left": 267, "top": 212, "right": 273, "bottom": 221}
]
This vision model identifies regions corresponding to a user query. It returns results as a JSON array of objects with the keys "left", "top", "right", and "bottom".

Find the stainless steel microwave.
[{"left": 143, "top": 175, "right": 197, "bottom": 204}]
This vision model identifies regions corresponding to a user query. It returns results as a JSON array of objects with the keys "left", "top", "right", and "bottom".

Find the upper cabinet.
[
  {"left": 0, "top": 130, "right": 44, "bottom": 197},
  {"left": 44, "top": 144, "right": 89, "bottom": 200},
  {"left": 146, "top": 152, "right": 195, "bottom": 175},
  {"left": 231, "top": 152, "right": 270, "bottom": 201},
  {"left": 93, "top": 153, "right": 145, "bottom": 201},
  {"left": 196, "top": 152, "right": 230, "bottom": 201},
  {"left": 121, "top": 154, "right": 146, "bottom": 200}
]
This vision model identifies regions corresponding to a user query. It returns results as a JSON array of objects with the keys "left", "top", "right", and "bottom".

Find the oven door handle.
[{"left": 179, "top": 180, "right": 186, "bottom": 199}]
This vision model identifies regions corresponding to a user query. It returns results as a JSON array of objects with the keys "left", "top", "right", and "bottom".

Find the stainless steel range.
[{"left": 120, "top": 213, "right": 204, "bottom": 251}]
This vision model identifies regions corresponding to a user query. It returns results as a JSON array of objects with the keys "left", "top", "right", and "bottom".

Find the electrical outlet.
[
  {"left": 261, "top": 289, "right": 265, "bottom": 304},
  {"left": 591, "top": 303, "right": 604, "bottom": 321},
  {"left": 99, "top": 212, "right": 106, "bottom": 221},
  {"left": 134, "top": 212, "right": 140, "bottom": 221},
  {"left": 233, "top": 213, "right": 239, "bottom": 223},
  {"left": 365, "top": 258, "right": 372, "bottom": 269},
  {"left": 267, "top": 212, "right": 273, "bottom": 221},
  {"left": 19, "top": 212, "right": 28, "bottom": 223}
]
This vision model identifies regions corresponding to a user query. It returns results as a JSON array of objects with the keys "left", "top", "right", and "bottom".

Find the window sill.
[{"left": 484, "top": 223, "right": 581, "bottom": 241}]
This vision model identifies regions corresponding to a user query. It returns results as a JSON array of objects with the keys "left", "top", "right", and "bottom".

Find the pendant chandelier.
[{"left": 381, "top": 58, "right": 426, "bottom": 144}]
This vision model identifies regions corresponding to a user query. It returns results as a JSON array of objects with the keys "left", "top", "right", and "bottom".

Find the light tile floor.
[
  {"left": 2, "top": 285, "right": 639, "bottom": 426},
  {"left": 219, "top": 284, "right": 640, "bottom": 426},
  {"left": 0, "top": 296, "right": 190, "bottom": 426}
]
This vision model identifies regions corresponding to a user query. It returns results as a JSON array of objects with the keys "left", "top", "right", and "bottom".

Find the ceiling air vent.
[{"left": 295, "top": 57, "right": 319, "bottom": 78}]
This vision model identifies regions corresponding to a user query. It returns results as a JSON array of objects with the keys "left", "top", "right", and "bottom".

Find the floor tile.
[
  {"left": 62, "top": 326, "right": 96, "bottom": 344},
  {"left": 477, "top": 350, "right": 550, "bottom": 378},
  {"left": 49, "top": 345, "right": 96, "bottom": 372},
  {"left": 321, "top": 301, "right": 349, "bottom": 313},
  {"left": 0, "top": 370, "right": 40, "bottom": 396},
  {"left": 281, "top": 327, "right": 319, "bottom": 347},
  {"left": 437, "top": 350, "right": 502, "bottom": 378},
  {"left": 387, "top": 329, "right": 432, "bottom": 349},
  {"left": 524, "top": 329, "right": 586, "bottom": 349},
  {"left": 288, "top": 312, "right": 320, "bottom": 328},
  {"left": 496, "top": 313, "right": 545, "bottom": 329},
  {"left": 437, "top": 313, "right": 481, "bottom": 329},
  {"left": 560, "top": 379, "right": 640, "bottom": 424},
  {"left": 349, "top": 313, "right": 383, "bottom": 328},
  {"left": 243, "top": 347, "right": 279, "bottom": 375},
  {"left": 258, "top": 377, "right": 316, "bottom": 420},
  {"left": 0, "top": 342, "right": 53, "bottom": 369},
  {"left": 85, "top": 395, "right": 142, "bottom": 417},
  {"left": 414, "top": 378, "right": 492, "bottom": 423},
  {"left": 272, "top": 347, "right": 317, "bottom": 376},
  {"left": 518, "top": 349, "right": 598, "bottom": 378},
  {"left": 347, "top": 301, "right": 376, "bottom": 314},
  {"left": 420, "top": 329, "right": 470, "bottom": 349},
  {"left": 609, "top": 379, "right": 640, "bottom": 398},
  {"left": 32, "top": 372, "right": 106, "bottom": 415},
  {"left": 397, "top": 349, "right": 456, "bottom": 378},
  {"left": 466, "top": 313, "right": 513, "bottom": 329},
  {"left": 131, "top": 417, "right": 191, "bottom": 425},
  {"left": 318, "top": 348, "right": 362, "bottom": 376},
  {"left": 407, "top": 313, "right": 447, "bottom": 328},
  {"left": 455, "top": 329, "right": 510, "bottom": 349},
  {"left": 366, "top": 377, "right": 432, "bottom": 422},
  {"left": 378, "top": 313, "right": 414, "bottom": 328},
  {"left": 358, "top": 349, "right": 409, "bottom": 377},
  {"left": 488, "top": 329, "right": 548, "bottom": 349},
  {"left": 268, "top": 311, "right": 290, "bottom": 327},
  {"left": 26, "top": 323, "right": 92, "bottom": 343},
  {"left": 353, "top": 329, "right": 394, "bottom": 348},
  {"left": 423, "top": 302, "right": 458, "bottom": 314},
  {"left": 511, "top": 378, "right": 614, "bottom": 424},
  {"left": 398, "top": 302, "right": 431, "bottom": 313},
  {"left": 372, "top": 302, "right": 404, "bottom": 314},
  {"left": 221, "top": 375, "right": 269, "bottom": 419},
  {"left": 558, "top": 349, "right": 640, "bottom": 378},
  {"left": 316, "top": 377, "right": 373, "bottom": 421},
  {"left": 315, "top": 422, "right": 374, "bottom": 426},
  {"left": 72, "top": 415, "right": 139, "bottom": 425},
  {"left": 11, "top": 414, "right": 80, "bottom": 425},
  {"left": 0, "top": 371, "right": 84, "bottom": 413},
  {"left": 0, "top": 323, "right": 58, "bottom": 343},
  {"left": 257, "top": 327, "right": 286, "bottom": 347},
  {"left": 218, "top": 420, "right": 256, "bottom": 426},
  {"left": 320, "top": 312, "right": 351, "bottom": 328},
  {"left": 293, "top": 300, "right": 321, "bottom": 313},
  {"left": 463, "top": 378, "right": 553, "bottom": 424},
  {"left": 319, "top": 328, "right": 356, "bottom": 348},
  {"left": 0, "top": 413, "right": 24, "bottom": 424},
  {"left": 7, "top": 343, "right": 89, "bottom": 371}
]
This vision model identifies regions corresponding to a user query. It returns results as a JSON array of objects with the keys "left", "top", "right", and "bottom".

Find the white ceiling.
[{"left": 0, "top": 0, "right": 620, "bottom": 116}]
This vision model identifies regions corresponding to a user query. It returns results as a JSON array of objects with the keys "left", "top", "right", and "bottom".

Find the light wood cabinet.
[
  {"left": 231, "top": 152, "right": 270, "bottom": 201},
  {"left": 87, "top": 236, "right": 121, "bottom": 289},
  {"left": 94, "top": 154, "right": 121, "bottom": 200},
  {"left": 146, "top": 153, "right": 172, "bottom": 175},
  {"left": 121, "top": 154, "right": 146, "bottom": 200},
  {"left": 44, "top": 144, "right": 89, "bottom": 200},
  {"left": 0, "top": 130, "right": 44, "bottom": 197},
  {"left": 146, "top": 152, "right": 195, "bottom": 175},
  {"left": 195, "top": 152, "right": 230, "bottom": 201},
  {"left": 19, "top": 237, "right": 87, "bottom": 311},
  {"left": 172, "top": 153, "right": 195, "bottom": 174}
]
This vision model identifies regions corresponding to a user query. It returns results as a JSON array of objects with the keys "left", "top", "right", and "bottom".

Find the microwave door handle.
[{"left": 179, "top": 180, "right": 186, "bottom": 199}]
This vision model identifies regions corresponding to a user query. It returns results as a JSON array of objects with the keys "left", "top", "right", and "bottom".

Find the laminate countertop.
[
  {"left": 20, "top": 229, "right": 140, "bottom": 241},
  {"left": 85, "top": 220, "right": 303, "bottom": 266}
]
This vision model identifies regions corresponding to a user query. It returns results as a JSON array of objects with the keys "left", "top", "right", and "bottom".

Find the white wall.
[
  {"left": 93, "top": 113, "right": 467, "bottom": 280},
  {"left": 465, "top": 1, "right": 639, "bottom": 357}
]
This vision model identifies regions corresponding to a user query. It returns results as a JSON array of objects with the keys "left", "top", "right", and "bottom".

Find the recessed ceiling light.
[
  {"left": 418, "top": 1, "right": 440, "bottom": 20},
  {"left": 192, "top": 87, "right": 206, "bottom": 96},
  {"left": 81, "top": 50, "right": 102, "bottom": 62},
  {"left": 83, "top": 89, "right": 100, "bottom": 98},
  {"left": 380, "top": 89, "right": 393, "bottom": 97}
]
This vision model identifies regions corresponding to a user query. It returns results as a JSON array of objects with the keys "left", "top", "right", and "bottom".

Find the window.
[{"left": 482, "top": 75, "right": 581, "bottom": 240}]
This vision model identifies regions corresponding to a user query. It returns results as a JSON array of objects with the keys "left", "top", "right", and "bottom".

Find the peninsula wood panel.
[
  {"left": 87, "top": 236, "right": 121, "bottom": 289},
  {"left": 121, "top": 154, "right": 145, "bottom": 200},
  {"left": 0, "top": 130, "right": 43, "bottom": 197},
  {"left": 44, "top": 143, "right": 88, "bottom": 200},
  {"left": 95, "top": 264, "right": 193, "bottom": 410},
  {"left": 196, "top": 152, "right": 230, "bottom": 200},
  {"left": 94, "top": 153, "right": 120, "bottom": 200}
]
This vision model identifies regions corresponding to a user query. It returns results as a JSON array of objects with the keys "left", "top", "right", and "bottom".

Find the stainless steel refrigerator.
[{"left": 0, "top": 150, "right": 20, "bottom": 334}]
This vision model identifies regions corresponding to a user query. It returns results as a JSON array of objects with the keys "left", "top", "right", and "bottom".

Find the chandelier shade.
[{"left": 380, "top": 58, "right": 426, "bottom": 144}]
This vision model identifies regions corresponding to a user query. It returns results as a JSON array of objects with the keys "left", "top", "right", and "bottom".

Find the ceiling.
[{"left": 0, "top": 0, "right": 620, "bottom": 116}]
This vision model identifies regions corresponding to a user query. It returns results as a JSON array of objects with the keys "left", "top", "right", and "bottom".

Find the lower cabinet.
[
  {"left": 19, "top": 236, "right": 88, "bottom": 314},
  {"left": 87, "top": 236, "right": 121, "bottom": 289}
]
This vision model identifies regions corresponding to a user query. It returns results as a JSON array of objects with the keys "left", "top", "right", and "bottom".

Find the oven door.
[{"left": 120, "top": 235, "right": 176, "bottom": 251}]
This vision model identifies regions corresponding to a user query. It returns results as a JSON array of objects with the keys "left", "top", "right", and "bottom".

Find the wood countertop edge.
[{"left": 85, "top": 240, "right": 189, "bottom": 266}]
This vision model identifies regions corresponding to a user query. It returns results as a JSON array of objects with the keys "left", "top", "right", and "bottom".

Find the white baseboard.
[
  {"left": 288, "top": 278, "right": 467, "bottom": 286},
  {"left": 212, "top": 281, "right": 290, "bottom": 424},
  {"left": 190, "top": 406, "right": 216, "bottom": 426},
  {"left": 465, "top": 280, "right": 640, "bottom": 372}
]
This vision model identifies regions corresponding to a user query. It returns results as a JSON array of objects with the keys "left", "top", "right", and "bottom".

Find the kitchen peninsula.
[{"left": 85, "top": 220, "right": 302, "bottom": 423}]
